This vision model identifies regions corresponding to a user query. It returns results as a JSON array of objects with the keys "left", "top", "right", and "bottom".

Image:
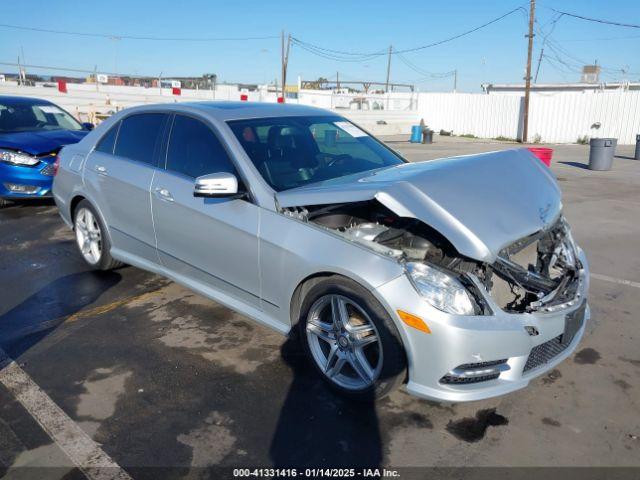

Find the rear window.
[{"left": 114, "top": 113, "right": 167, "bottom": 166}]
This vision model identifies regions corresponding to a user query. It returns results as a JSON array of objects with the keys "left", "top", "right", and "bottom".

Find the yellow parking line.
[{"left": 64, "top": 288, "right": 163, "bottom": 323}]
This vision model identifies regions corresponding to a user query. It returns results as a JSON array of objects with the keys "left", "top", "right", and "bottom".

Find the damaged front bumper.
[{"left": 374, "top": 247, "right": 590, "bottom": 402}]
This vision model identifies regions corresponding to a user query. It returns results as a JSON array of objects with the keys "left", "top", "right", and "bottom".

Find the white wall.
[
  {"left": 527, "top": 90, "right": 640, "bottom": 145},
  {"left": 416, "top": 90, "right": 640, "bottom": 145},
  {"left": 417, "top": 93, "right": 521, "bottom": 140}
]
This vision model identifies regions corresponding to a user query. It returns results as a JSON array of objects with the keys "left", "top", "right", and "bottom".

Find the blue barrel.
[{"left": 410, "top": 125, "right": 422, "bottom": 143}]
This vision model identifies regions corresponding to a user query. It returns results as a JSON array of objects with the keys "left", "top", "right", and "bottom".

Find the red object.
[
  {"left": 240, "top": 94, "right": 248, "bottom": 101},
  {"left": 57, "top": 80, "right": 67, "bottom": 93},
  {"left": 277, "top": 96, "right": 284, "bottom": 103},
  {"left": 172, "top": 87, "right": 181, "bottom": 96},
  {"left": 53, "top": 155, "right": 60, "bottom": 176},
  {"left": 527, "top": 147, "right": 553, "bottom": 167}
]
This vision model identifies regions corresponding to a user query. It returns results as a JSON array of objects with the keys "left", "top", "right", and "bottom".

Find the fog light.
[
  {"left": 4, "top": 183, "right": 40, "bottom": 194},
  {"left": 440, "top": 359, "right": 509, "bottom": 384}
]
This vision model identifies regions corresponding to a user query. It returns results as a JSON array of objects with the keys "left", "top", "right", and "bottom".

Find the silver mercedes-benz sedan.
[{"left": 52, "top": 102, "right": 589, "bottom": 402}]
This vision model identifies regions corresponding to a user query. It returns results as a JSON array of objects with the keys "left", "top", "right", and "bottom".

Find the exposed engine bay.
[{"left": 283, "top": 200, "right": 582, "bottom": 314}]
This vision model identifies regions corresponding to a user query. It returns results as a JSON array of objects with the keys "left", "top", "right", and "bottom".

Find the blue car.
[{"left": 0, "top": 96, "right": 92, "bottom": 206}]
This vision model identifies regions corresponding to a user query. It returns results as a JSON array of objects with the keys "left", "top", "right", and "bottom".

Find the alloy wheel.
[
  {"left": 306, "top": 294, "right": 383, "bottom": 390},
  {"left": 75, "top": 207, "right": 102, "bottom": 265}
]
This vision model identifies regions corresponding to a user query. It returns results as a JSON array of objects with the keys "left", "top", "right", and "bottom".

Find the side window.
[
  {"left": 166, "top": 115, "right": 236, "bottom": 178},
  {"left": 95, "top": 121, "right": 120, "bottom": 154},
  {"left": 114, "top": 113, "right": 167, "bottom": 166}
]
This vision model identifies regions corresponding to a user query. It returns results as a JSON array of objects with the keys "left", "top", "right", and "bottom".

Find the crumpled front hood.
[
  {"left": 0, "top": 129, "right": 88, "bottom": 155},
  {"left": 276, "top": 149, "right": 562, "bottom": 263}
]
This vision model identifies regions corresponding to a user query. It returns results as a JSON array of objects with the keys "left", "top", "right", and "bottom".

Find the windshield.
[
  {"left": 228, "top": 115, "right": 405, "bottom": 191},
  {"left": 0, "top": 101, "right": 84, "bottom": 133}
]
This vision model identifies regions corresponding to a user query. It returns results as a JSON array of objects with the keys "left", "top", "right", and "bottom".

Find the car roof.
[
  {"left": 0, "top": 96, "right": 54, "bottom": 106},
  {"left": 121, "top": 101, "right": 336, "bottom": 121}
]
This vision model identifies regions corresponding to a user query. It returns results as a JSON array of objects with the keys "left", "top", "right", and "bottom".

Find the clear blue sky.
[{"left": 1, "top": 0, "right": 638, "bottom": 92}]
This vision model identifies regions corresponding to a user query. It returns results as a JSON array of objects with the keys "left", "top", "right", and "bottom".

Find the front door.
[{"left": 151, "top": 114, "right": 261, "bottom": 307}]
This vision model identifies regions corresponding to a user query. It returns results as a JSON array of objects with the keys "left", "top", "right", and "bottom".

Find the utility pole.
[
  {"left": 281, "top": 30, "right": 291, "bottom": 103},
  {"left": 522, "top": 0, "right": 536, "bottom": 143},
  {"left": 385, "top": 45, "right": 392, "bottom": 93},
  {"left": 336, "top": 71, "right": 340, "bottom": 91},
  {"left": 453, "top": 69, "right": 458, "bottom": 93},
  {"left": 534, "top": 47, "right": 544, "bottom": 83}
]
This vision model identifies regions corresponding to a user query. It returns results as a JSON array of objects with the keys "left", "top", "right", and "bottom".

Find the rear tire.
[
  {"left": 298, "top": 275, "right": 407, "bottom": 401},
  {"left": 73, "top": 200, "right": 123, "bottom": 270}
]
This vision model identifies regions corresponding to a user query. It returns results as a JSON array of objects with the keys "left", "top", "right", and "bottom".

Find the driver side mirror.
[
  {"left": 82, "top": 122, "right": 95, "bottom": 131},
  {"left": 194, "top": 172, "right": 244, "bottom": 198}
]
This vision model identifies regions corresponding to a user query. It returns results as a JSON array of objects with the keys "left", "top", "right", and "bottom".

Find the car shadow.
[
  {"left": 0, "top": 198, "right": 56, "bottom": 209},
  {"left": 0, "top": 271, "right": 122, "bottom": 359},
  {"left": 269, "top": 334, "right": 383, "bottom": 469},
  {"left": 558, "top": 161, "right": 590, "bottom": 170}
]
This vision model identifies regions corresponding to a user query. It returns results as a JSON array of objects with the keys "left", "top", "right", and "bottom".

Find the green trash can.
[{"left": 588, "top": 138, "right": 617, "bottom": 171}]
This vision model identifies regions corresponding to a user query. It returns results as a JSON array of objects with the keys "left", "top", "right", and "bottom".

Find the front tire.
[
  {"left": 298, "top": 276, "right": 407, "bottom": 401},
  {"left": 73, "top": 200, "right": 122, "bottom": 270}
]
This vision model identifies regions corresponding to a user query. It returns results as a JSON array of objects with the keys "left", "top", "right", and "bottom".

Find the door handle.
[
  {"left": 95, "top": 165, "right": 108, "bottom": 175},
  {"left": 154, "top": 187, "right": 174, "bottom": 202}
]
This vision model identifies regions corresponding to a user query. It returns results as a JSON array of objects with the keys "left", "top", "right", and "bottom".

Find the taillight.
[{"left": 53, "top": 155, "right": 60, "bottom": 176}]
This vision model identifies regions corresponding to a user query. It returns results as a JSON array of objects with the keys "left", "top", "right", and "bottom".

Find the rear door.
[
  {"left": 84, "top": 112, "right": 169, "bottom": 264},
  {"left": 151, "top": 114, "right": 261, "bottom": 307}
]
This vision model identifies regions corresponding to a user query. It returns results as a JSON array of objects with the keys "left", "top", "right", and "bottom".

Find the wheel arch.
[
  {"left": 69, "top": 194, "right": 86, "bottom": 220},
  {"left": 288, "top": 270, "right": 402, "bottom": 334},
  {"left": 68, "top": 194, "right": 112, "bottom": 242}
]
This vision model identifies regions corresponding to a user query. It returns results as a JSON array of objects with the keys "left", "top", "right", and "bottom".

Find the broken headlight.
[
  {"left": 406, "top": 262, "right": 475, "bottom": 315},
  {"left": 0, "top": 149, "right": 40, "bottom": 167}
]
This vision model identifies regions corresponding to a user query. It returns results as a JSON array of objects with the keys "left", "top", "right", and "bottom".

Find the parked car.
[
  {"left": 53, "top": 102, "right": 589, "bottom": 401},
  {"left": 0, "top": 96, "right": 92, "bottom": 207}
]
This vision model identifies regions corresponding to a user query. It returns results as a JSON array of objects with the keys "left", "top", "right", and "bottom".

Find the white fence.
[
  {"left": 298, "top": 89, "right": 418, "bottom": 112},
  {"left": 527, "top": 91, "right": 640, "bottom": 145},
  {"left": 2, "top": 81, "right": 639, "bottom": 144},
  {"left": 417, "top": 90, "right": 640, "bottom": 145},
  {"left": 417, "top": 93, "right": 521, "bottom": 140}
]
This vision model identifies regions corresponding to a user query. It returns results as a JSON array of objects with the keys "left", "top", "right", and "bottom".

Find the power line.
[
  {"left": 559, "top": 34, "right": 640, "bottom": 42},
  {"left": 0, "top": 61, "right": 210, "bottom": 78},
  {"left": 290, "top": 39, "right": 385, "bottom": 63},
  {"left": 290, "top": 38, "right": 387, "bottom": 58},
  {"left": 395, "top": 6, "right": 527, "bottom": 54},
  {"left": 396, "top": 53, "right": 454, "bottom": 79},
  {"left": 291, "top": 5, "right": 527, "bottom": 59},
  {"left": 549, "top": 9, "right": 640, "bottom": 29},
  {"left": 0, "top": 61, "right": 110, "bottom": 75},
  {"left": 0, "top": 23, "right": 279, "bottom": 41}
]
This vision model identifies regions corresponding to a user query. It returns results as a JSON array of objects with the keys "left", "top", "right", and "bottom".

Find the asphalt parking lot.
[{"left": 1, "top": 136, "right": 639, "bottom": 478}]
